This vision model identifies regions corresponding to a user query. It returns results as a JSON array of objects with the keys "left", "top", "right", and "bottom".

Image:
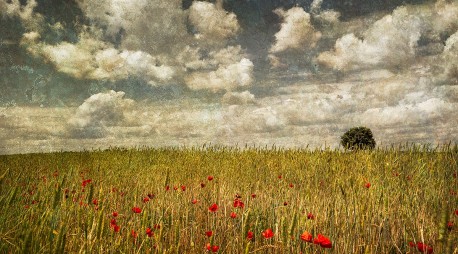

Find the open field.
[{"left": 0, "top": 145, "right": 457, "bottom": 253}]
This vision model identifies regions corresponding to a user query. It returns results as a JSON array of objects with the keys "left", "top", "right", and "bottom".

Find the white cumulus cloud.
[
  {"left": 310, "top": 0, "right": 340, "bottom": 24},
  {"left": 221, "top": 105, "right": 285, "bottom": 134},
  {"left": 24, "top": 32, "right": 175, "bottom": 83},
  {"left": 317, "top": 1, "right": 458, "bottom": 72},
  {"left": 76, "top": 0, "right": 188, "bottom": 54},
  {"left": 0, "top": 0, "right": 43, "bottom": 32},
  {"left": 270, "top": 7, "right": 321, "bottom": 54},
  {"left": 317, "top": 7, "right": 422, "bottom": 72},
  {"left": 15, "top": 0, "right": 254, "bottom": 94},
  {"left": 354, "top": 98, "right": 455, "bottom": 127},
  {"left": 1, "top": 0, "right": 37, "bottom": 21},
  {"left": 93, "top": 49, "right": 175, "bottom": 82},
  {"left": 177, "top": 45, "right": 246, "bottom": 71},
  {"left": 222, "top": 91, "right": 256, "bottom": 105},
  {"left": 185, "top": 58, "right": 254, "bottom": 92},
  {"left": 68, "top": 90, "right": 134, "bottom": 138},
  {"left": 188, "top": 1, "right": 240, "bottom": 44}
]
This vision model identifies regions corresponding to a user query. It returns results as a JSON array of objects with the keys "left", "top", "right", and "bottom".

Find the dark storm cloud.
[
  {"left": 222, "top": 0, "right": 431, "bottom": 22},
  {"left": 0, "top": 16, "right": 25, "bottom": 43},
  {"left": 33, "top": 0, "right": 84, "bottom": 44},
  {"left": 321, "top": 0, "right": 431, "bottom": 20}
]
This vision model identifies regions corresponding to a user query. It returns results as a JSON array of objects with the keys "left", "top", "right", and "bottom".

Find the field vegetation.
[{"left": 0, "top": 145, "right": 457, "bottom": 253}]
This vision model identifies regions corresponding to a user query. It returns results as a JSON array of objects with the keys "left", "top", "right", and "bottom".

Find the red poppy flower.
[
  {"left": 112, "top": 211, "right": 118, "bottom": 217},
  {"left": 92, "top": 199, "right": 98, "bottom": 205},
  {"left": 110, "top": 219, "right": 117, "bottom": 227},
  {"left": 247, "top": 231, "right": 254, "bottom": 240},
  {"left": 206, "top": 243, "right": 211, "bottom": 251},
  {"left": 143, "top": 197, "right": 150, "bottom": 203},
  {"left": 313, "top": 234, "right": 332, "bottom": 248},
  {"left": 211, "top": 245, "right": 219, "bottom": 252},
  {"left": 201, "top": 183, "right": 206, "bottom": 188},
  {"left": 147, "top": 193, "right": 155, "bottom": 199},
  {"left": 146, "top": 228, "right": 154, "bottom": 237},
  {"left": 300, "top": 231, "right": 313, "bottom": 242},
  {"left": 181, "top": 185, "right": 186, "bottom": 191},
  {"left": 209, "top": 203, "right": 218, "bottom": 212},
  {"left": 416, "top": 242, "right": 433, "bottom": 253},
  {"left": 262, "top": 228, "right": 274, "bottom": 239},
  {"left": 113, "top": 225, "right": 120, "bottom": 232},
  {"left": 365, "top": 182, "right": 371, "bottom": 188},
  {"left": 289, "top": 183, "right": 294, "bottom": 188},
  {"left": 131, "top": 229, "right": 137, "bottom": 238},
  {"left": 165, "top": 185, "right": 170, "bottom": 191},
  {"left": 233, "top": 199, "right": 245, "bottom": 209},
  {"left": 205, "top": 231, "right": 213, "bottom": 237},
  {"left": 251, "top": 193, "right": 256, "bottom": 198},
  {"left": 408, "top": 241, "right": 416, "bottom": 248},
  {"left": 278, "top": 175, "right": 282, "bottom": 179},
  {"left": 455, "top": 209, "right": 458, "bottom": 216},
  {"left": 307, "top": 212, "right": 315, "bottom": 220},
  {"left": 192, "top": 199, "right": 198, "bottom": 204},
  {"left": 230, "top": 212, "right": 237, "bottom": 218},
  {"left": 283, "top": 202, "right": 288, "bottom": 206},
  {"left": 132, "top": 206, "right": 142, "bottom": 213},
  {"left": 82, "top": 179, "right": 92, "bottom": 187},
  {"left": 173, "top": 186, "right": 178, "bottom": 191},
  {"left": 447, "top": 221, "right": 454, "bottom": 230},
  {"left": 208, "top": 176, "right": 214, "bottom": 181}
]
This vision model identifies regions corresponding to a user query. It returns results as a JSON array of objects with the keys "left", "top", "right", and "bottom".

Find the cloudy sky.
[{"left": 0, "top": 0, "right": 457, "bottom": 154}]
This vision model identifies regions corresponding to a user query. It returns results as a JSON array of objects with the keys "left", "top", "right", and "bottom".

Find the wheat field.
[{"left": 0, "top": 145, "right": 457, "bottom": 253}]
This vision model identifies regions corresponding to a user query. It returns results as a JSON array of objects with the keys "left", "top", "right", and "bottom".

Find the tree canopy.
[{"left": 340, "top": 126, "right": 376, "bottom": 150}]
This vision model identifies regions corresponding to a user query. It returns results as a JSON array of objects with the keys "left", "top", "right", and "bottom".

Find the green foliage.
[{"left": 341, "top": 126, "right": 376, "bottom": 150}]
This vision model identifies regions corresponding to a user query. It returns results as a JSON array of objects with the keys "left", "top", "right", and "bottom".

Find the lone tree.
[{"left": 340, "top": 126, "right": 376, "bottom": 150}]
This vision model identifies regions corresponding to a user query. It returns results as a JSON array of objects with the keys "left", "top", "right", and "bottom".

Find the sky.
[{"left": 0, "top": 0, "right": 457, "bottom": 154}]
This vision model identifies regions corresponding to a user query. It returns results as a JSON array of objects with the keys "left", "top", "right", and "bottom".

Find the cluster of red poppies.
[
  {"left": 83, "top": 174, "right": 457, "bottom": 253},
  {"left": 109, "top": 212, "right": 120, "bottom": 233},
  {"left": 247, "top": 228, "right": 332, "bottom": 249},
  {"left": 208, "top": 203, "right": 218, "bottom": 212},
  {"left": 408, "top": 241, "right": 433, "bottom": 253},
  {"left": 261, "top": 228, "right": 274, "bottom": 239},
  {"left": 300, "top": 231, "right": 332, "bottom": 248},
  {"left": 205, "top": 243, "right": 219, "bottom": 252},
  {"left": 81, "top": 179, "right": 92, "bottom": 188},
  {"left": 233, "top": 198, "right": 245, "bottom": 209}
]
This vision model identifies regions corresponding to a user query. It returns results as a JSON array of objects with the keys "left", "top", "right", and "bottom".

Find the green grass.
[{"left": 0, "top": 145, "right": 457, "bottom": 253}]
